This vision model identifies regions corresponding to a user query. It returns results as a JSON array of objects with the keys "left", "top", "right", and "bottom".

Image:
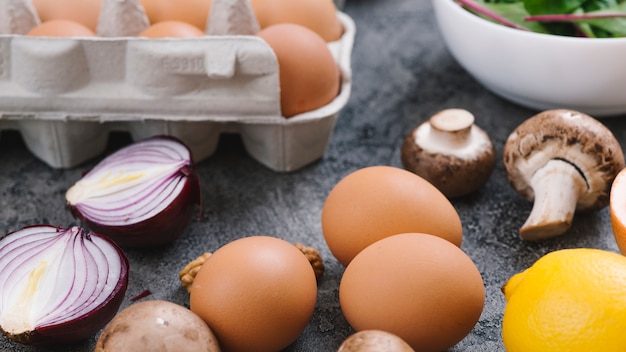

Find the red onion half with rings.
[
  {"left": 66, "top": 136, "right": 201, "bottom": 247},
  {"left": 0, "top": 225, "right": 129, "bottom": 346}
]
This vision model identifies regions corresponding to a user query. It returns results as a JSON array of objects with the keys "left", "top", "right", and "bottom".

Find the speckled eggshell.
[
  {"left": 321, "top": 165, "right": 463, "bottom": 266},
  {"left": 190, "top": 236, "right": 318, "bottom": 352},
  {"left": 339, "top": 233, "right": 485, "bottom": 352}
]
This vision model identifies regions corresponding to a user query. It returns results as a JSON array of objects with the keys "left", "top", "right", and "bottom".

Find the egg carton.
[{"left": 0, "top": 0, "right": 355, "bottom": 172}]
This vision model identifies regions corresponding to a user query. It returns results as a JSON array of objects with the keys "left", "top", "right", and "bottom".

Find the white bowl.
[{"left": 433, "top": 0, "right": 626, "bottom": 117}]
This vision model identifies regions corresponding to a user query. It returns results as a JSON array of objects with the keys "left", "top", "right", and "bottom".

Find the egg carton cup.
[{"left": 0, "top": 6, "right": 355, "bottom": 172}]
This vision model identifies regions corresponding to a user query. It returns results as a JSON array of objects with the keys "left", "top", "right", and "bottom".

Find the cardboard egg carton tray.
[{"left": 0, "top": 5, "right": 355, "bottom": 172}]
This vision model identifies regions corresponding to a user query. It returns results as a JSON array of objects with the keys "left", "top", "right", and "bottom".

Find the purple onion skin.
[
  {"left": 70, "top": 170, "right": 200, "bottom": 248},
  {"left": 0, "top": 226, "right": 129, "bottom": 346},
  {"left": 67, "top": 136, "right": 202, "bottom": 248}
]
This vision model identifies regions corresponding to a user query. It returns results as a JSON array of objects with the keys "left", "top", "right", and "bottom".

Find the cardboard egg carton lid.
[{"left": 0, "top": 0, "right": 355, "bottom": 172}]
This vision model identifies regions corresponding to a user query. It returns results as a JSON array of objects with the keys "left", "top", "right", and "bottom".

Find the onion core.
[{"left": 0, "top": 225, "right": 129, "bottom": 346}]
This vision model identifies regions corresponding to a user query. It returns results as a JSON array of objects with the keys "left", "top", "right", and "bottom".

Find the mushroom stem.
[
  {"left": 401, "top": 108, "right": 495, "bottom": 198},
  {"left": 427, "top": 108, "right": 474, "bottom": 149},
  {"left": 520, "top": 159, "right": 588, "bottom": 240}
]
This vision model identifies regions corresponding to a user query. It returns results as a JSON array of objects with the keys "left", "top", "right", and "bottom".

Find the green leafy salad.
[{"left": 456, "top": 0, "right": 626, "bottom": 37}]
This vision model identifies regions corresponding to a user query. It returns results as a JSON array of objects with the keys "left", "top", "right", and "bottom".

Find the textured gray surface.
[{"left": 2, "top": 0, "right": 626, "bottom": 351}]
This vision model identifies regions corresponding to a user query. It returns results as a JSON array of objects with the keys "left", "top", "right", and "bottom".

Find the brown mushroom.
[
  {"left": 337, "top": 330, "right": 415, "bottom": 352},
  {"left": 95, "top": 300, "right": 221, "bottom": 352},
  {"left": 503, "top": 109, "right": 625, "bottom": 241},
  {"left": 401, "top": 108, "right": 496, "bottom": 198}
]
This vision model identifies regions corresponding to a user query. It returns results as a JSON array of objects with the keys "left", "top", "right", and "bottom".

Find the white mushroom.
[
  {"left": 94, "top": 300, "right": 221, "bottom": 352},
  {"left": 337, "top": 330, "right": 415, "bottom": 352},
  {"left": 401, "top": 108, "right": 496, "bottom": 198},
  {"left": 503, "top": 109, "right": 625, "bottom": 241}
]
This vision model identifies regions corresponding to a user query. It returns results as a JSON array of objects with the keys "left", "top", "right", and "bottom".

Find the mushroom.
[
  {"left": 337, "top": 330, "right": 415, "bottom": 352},
  {"left": 401, "top": 108, "right": 496, "bottom": 198},
  {"left": 94, "top": 300, "right": 221, "bottom": 352},
  {"left": 503, "top": 109, "right": 625, "bottom": 241}
]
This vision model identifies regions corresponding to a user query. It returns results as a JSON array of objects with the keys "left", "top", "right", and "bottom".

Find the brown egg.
[
  {"left": 339, "top": 233, "right": 485, "bottom": 352},
  {"left": 139, "top": 21, "right": 205, "bottom": 38},
  {"left": 250, "top": 0, "right": 343, "bottom": 42},
  {"left": 190, "top": 236, "right": 317, "bottom": 352},
  {"left": 140, "top": 0, "right": 213, "bottom": 31},
  {"left": 32, "top": 0, "right": 102, "bottom": 32},
  {"left": 27, "top": 20, "right": 96, "bottom": 37},
  {"left": 321, "top": 166, "right": 463, "bottom": 266},
  {"left": 258, "top": 23, "right": 340, "bottom": 118}
]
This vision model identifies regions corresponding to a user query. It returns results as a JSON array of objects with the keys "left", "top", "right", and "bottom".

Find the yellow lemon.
[{"left": 502, "top": 248, "right": 626, "bottom": 352}]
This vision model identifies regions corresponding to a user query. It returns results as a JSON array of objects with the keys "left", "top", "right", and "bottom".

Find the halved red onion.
[
  {"left": 66, "top": 136, "right": 201, "bottom": 247},
  {"left": 0, "top": 225, "right": 128, "bottom": 346}
]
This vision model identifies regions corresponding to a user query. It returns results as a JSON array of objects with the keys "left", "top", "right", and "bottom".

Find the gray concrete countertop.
[{"left": 3, "top": 0, "right": 626, "bottom": 351}]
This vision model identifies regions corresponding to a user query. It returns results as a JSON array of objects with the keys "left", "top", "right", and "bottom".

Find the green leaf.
[
  {"left": 524, "top": 0, "right": 587, "bottom": 15},
  {"left": 473, "top": 1, "right": 551, "bottom": 32},
  {"left": 583, "top": 0, "right": 620, "bottom": 12},
  {"left": 533, "top": 2, "right": 626, "bottom": 37},
  {"left": 460, "top": 0, "right": 626, "bottom": 37},
  {"left": 580, "top": 2, "right": 626, "bottom": 36}
]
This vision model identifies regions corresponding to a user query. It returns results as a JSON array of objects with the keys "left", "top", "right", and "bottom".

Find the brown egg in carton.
[{"left": 0, "top": 0, "right": 355, "bottom": 172}]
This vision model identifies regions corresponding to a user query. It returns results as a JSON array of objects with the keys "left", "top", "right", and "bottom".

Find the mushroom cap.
[
  {"left": 401, "top": 109, "right": 496, "bottom": 198},
  {"left": 503, "top": 109, "right": 625, "bottom": 212},
  {"left": 337, "top": 330, "right": 415, "bottom": 352}
]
